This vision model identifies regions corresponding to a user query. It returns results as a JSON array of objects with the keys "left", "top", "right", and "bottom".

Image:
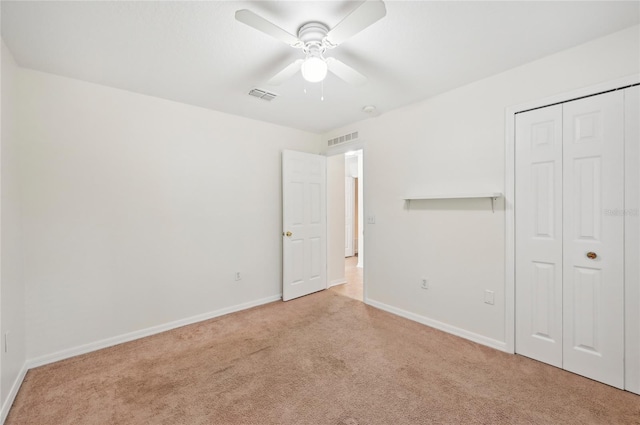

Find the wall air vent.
[
  {"left": 327, "top": 131, "right": 359, "bottom": 147},
  {"left": 248, "top": 88, "right": 278, "bottom": 101}
]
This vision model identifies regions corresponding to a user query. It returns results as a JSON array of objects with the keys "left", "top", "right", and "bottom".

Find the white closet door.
[
  {"left": 515, "top": 105, "right": 564, "bottom": 367},
  {"left": 562, "top": 91, "right": 624, "bottom": 388}
]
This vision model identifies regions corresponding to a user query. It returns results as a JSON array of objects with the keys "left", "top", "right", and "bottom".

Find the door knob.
[
  {"left": 284, "top": 231, "right": 292, "bottom": 237},
  {"left": 586, "top": 252, "right": 597, "bottom": 259}
]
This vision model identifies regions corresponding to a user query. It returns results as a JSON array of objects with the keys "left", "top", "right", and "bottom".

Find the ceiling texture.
[{"left": 2, "top": 1, "right": 639, "bottom": 134}]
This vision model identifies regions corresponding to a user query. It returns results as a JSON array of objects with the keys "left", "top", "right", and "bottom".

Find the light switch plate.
[{"left": 484, "top": 290, "right": 495, "bottom": 305}]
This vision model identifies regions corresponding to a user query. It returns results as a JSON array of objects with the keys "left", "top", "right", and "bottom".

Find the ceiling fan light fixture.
[
  {"left": 236, "top": 1, "right": 387, "bottom": 86},
  {"left": 301, "top": 56, "right": 327, "bottom": 83}
]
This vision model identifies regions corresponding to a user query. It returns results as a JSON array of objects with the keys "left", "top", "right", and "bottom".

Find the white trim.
[
  {"left": 26, "top": 294, "right": 281, "bottom": 369},
  {"left": 624, "top": 85, "right": 640, "bottom": 395},
  {"left": 328, "top": 279, "right": 347, "bottom": 288},
  {"left": 507, "top": 74, "right": 640, "bottom": 115},
  {"left": 356, "top": 150, "right": 364, "bottom": 269},
  {"left": 505, "top": 73, "right": 640, "bottom": 357},
  {"left": 366, "top": 298, "right": 509, "bottom": 353},
  {"left": 1, "top": 363, "right": 27, "bottom": 425},
  {"left": 361, "top": 148, "right": 367, "bottom": 302},
  {"left": 345, "top": 176, "right": 355, "bottom": 257},
  {"left": 505, "top": 100, "right": 516, "bottom": 354}
]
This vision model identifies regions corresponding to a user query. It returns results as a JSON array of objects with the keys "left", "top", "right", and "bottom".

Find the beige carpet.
[{"left": 7, "top": 291, "right": 640, "bottom": 425}]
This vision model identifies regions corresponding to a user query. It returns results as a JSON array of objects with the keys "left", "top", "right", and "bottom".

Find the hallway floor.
[{"left": 329, "top": 256, "right": 362, "bottom": 301}]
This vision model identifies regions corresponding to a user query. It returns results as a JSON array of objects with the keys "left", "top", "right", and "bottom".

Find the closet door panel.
[
  {"left": 563, "top": 90, "right": 624, "bottom": 389},
  {"left": 515, "top": 105, "right": 563, "bottom": 367}
]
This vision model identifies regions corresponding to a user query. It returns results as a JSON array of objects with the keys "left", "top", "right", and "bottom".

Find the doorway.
[{"left": 327, "top": 148, "right": 364, "bottom": 301}]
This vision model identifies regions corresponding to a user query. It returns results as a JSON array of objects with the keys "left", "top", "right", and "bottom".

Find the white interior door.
[
  {"left": 515, "top": 104, "right": 564, "bottom": 368},
  {"left": 562, "top": 91, "right": 624, "bottom": 388},
  {"left": 282, "top": 150, "right": 327, "bottom": 301}
]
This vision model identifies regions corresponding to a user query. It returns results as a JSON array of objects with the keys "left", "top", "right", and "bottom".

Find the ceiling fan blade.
[
  {"left": 325, "top": 0, "right": 386, "bottom": 46},
  {"left": 268, "top": 59, "right": 304, "bottom": 85},
  {"left": 235, "top": 9, "right": 302, "bottom": 47},
  {"left": 326, "top": 58, "right": 367, "bottom": 86}
]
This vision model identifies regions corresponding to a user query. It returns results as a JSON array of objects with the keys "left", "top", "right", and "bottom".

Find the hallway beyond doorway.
[{"left": 329, "top": 256, "right": 362, "bottom": 301}]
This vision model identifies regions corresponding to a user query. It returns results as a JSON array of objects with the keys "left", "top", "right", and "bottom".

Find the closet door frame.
[{"left": 505, "top": 73, "right": 640, "bottom": 393}]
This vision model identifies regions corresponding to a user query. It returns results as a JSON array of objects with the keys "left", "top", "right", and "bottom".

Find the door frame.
[
  {"left": 345, "top": 175, "right": 355, "bottom": 258},
  {"left": 325, "top": 140, "right": 367, "bottom": 302},
  {"left": 505, "top": 74, "right": 640, "bottom": 391}
]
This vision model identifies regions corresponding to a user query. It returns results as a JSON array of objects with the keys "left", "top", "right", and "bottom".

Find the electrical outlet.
[
  {"left": 484, "top": 290, "right": 495, "bottom": 305},
  {"left": 235, "top": 272, "right": 242, "bottom": 281},
  {"left": 367, "top": 215, "right": 376, "bottom": 224},
  {"left": 421, "top": 278, "right": 428, "bottom": 290}
]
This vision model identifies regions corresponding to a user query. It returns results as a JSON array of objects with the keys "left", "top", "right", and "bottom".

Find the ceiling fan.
[{"left": 235, "top": 0, "right": 386, "bottom": 86}]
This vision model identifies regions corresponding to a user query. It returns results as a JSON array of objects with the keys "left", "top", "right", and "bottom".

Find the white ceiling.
[{"left": 2, "top": 1, "right": 639, "bottom": 134}]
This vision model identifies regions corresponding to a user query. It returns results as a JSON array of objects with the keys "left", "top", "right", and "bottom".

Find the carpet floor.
[{"left": 6, "top": 291, "right": 640, "bottom": 424}]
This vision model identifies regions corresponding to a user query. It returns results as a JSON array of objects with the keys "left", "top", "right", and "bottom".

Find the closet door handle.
[{"left": 586, "top": 252, "right": 597, "bottom": 259}]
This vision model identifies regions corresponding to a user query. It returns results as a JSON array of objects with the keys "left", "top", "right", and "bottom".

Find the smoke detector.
[{"left": 362, "top": 105, "right": 376, "bottom": 114}]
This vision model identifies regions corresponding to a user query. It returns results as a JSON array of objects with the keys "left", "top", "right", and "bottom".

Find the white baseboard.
[
  {"left": 1, "top": 363, "right": 28, "bottom": 425},
  {"left": 365, "top": 298, "right": 508, "bottom": 353},
  {"left": 26, "top": 294, "right": 282, "bottom": 369},
  {"left": 328, "top": 278, "right": 347, "bottom": 288}
]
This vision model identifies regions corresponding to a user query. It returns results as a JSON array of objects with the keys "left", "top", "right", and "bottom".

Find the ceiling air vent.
[
  {"left": 248, "top": 88, "right": 278, "bottom": 101},
  {"left": 327, "top": 131, "right": 359, "bottom": 147}
]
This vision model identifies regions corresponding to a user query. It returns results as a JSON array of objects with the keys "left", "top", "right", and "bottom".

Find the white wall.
[
  {"left": 17, "top": 69, "right": 320, "bottom": 361},
  {"left": 323, "top": 25, "right": 640, "bottom": 348},
  {"left": 327, "top": 154, "right": 345, "bottom": 286},
  {"left": 1, "top": 41, "right": 26, "bottom": 414}
]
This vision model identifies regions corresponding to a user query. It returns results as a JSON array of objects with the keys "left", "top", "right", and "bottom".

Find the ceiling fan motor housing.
[{"left": 298, "top": 22, "right": 331, "bottom": 53}]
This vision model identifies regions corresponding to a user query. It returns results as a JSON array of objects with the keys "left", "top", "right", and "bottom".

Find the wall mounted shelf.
[{"left": 403, "top": 192, "right": 503, "bottom": 212}]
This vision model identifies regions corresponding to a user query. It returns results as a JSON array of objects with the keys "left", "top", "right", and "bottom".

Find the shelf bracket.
[{"left": 491, "top": 196, "right": 497, "bottom": 213}]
